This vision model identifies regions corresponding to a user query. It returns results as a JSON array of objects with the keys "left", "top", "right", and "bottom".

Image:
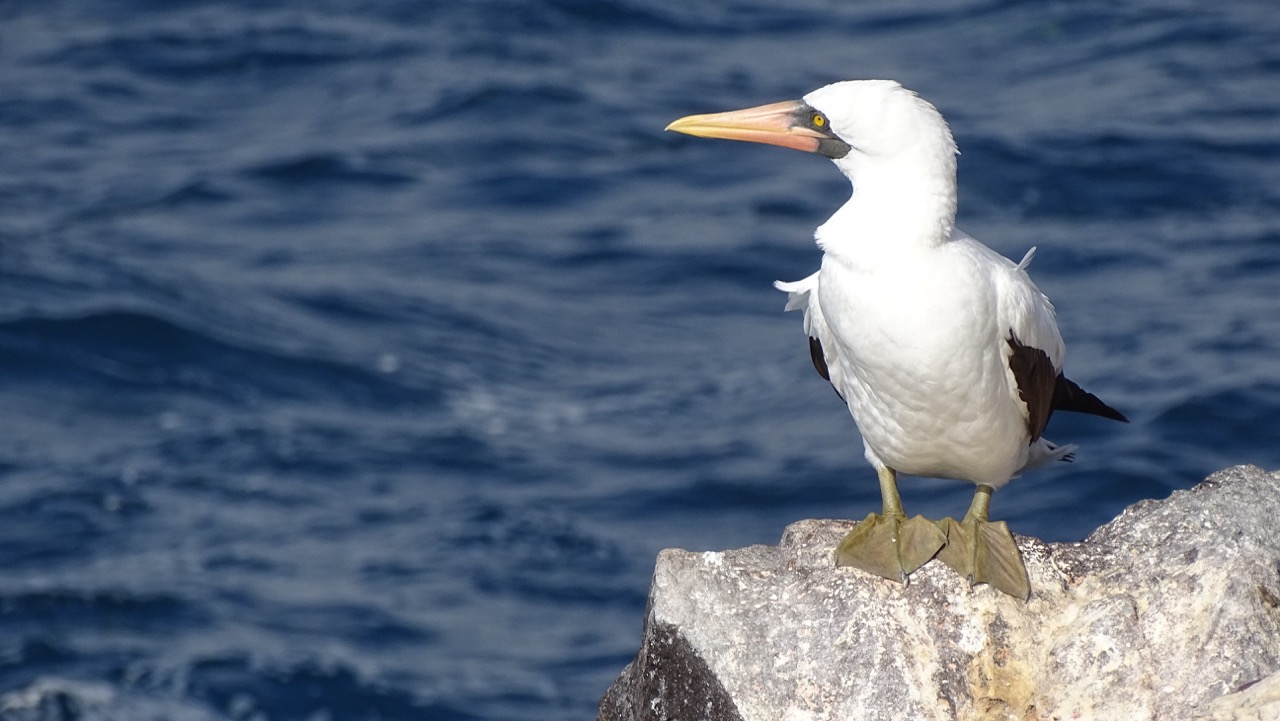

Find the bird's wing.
[
  {"left": 972, "top": 236, "right": 1066, "bottom": 443},
  {"left": 964, "top": 233, "right": 1128, "bottom": 437},
  {"left": 774, "top": 272, "right": 846, "bottom": 399}
]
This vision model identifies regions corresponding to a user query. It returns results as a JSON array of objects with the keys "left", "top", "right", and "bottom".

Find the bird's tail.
[{"left": 1023, "top": 439, "right": 1078, "bottom": 471}]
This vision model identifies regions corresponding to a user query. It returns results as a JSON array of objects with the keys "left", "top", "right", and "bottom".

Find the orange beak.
[{"left": 665, "top": 100, "right": 834, "bottom": 154}]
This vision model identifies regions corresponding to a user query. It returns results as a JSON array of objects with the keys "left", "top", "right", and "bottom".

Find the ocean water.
[{"left": 0, "top": 1, "right": 1278, "bottom": 719}]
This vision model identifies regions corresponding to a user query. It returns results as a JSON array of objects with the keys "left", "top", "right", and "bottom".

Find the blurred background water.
[{"left": 0, "top": 0, "right": 1278, "bottom": 719}]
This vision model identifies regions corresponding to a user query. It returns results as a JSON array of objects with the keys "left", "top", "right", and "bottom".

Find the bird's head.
[{"left": 666, "top": 80, "right": 956, "bottom": 180}]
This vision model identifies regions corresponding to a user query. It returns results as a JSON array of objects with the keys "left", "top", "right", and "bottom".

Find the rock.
[
  {"left": 1204, "top": 670, "right": 1280, "bottom": 721},
  {"left": 598, "top": 465, "right": 1280, "bottom": 721}
]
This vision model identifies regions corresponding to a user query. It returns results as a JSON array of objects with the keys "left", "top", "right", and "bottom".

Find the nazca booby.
[{"left": 666, "top": 80, "right": 1126, "bottom": 598}]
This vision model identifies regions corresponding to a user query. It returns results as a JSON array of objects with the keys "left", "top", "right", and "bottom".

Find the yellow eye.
[{"left": 812, "top": 113, "right": 827, "bottom": 128}]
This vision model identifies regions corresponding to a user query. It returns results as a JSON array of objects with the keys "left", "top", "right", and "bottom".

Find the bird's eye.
[{"left": 812, "top": 113, "right": 827, "bottom": 128}]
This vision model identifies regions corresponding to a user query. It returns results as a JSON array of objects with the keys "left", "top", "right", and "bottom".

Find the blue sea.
[{"left": 0, "top": 1, "right": 1278, "bottom": 719}]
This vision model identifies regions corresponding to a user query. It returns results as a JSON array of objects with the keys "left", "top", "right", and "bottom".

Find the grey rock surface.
[{"left": 599, "top": 465, "right": 1280, "bottom": 721}]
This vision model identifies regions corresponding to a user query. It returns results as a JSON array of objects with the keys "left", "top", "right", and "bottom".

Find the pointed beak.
[{"left": 666, "top": 100, "right": 835, "bottom": 154}]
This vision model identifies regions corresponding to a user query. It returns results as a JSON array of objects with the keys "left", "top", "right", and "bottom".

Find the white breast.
[{"left": 785, "top": 230, "right": 1063, "bottom": 487}]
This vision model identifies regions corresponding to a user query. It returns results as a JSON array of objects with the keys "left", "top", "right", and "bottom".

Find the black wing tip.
[
  {"left": 1005, "top": 333, "right": 1057, "bottom": 443},
  {"left": 1084, "top": 399, "right": 1129, "bottom": 424},
  {"left": 807, "top": 335, "right": 846, "bottom": 401},
  {"left": 808, "top": 336, "right": 831, "bottom": 382},
  {"left": 1053, "top": 375, "right": 1129, "bottom": 424}
]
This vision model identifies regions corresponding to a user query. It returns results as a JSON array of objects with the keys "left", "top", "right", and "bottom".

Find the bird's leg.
[
  {"left": 935, "top": 485, "right": 1030, "bottom": 599},
  {"left": 835, "top": 467, "right": 946, "bottom": 582}
]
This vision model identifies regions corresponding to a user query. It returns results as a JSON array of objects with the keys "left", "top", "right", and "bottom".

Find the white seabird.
[{"left": 666, "top": 80, "right": 1126, "bottom": 598}]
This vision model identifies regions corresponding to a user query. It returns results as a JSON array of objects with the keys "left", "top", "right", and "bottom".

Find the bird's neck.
[{"left": 815, "top": 153, "right": 958, "bottom": 262}]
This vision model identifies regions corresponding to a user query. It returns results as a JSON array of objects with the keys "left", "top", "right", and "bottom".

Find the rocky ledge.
[{"left": 599, "top": 465, "right": 1280, "bottom": 721}]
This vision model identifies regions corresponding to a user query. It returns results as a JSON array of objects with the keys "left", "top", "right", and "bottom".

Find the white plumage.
[{"left": 775, "top": 236, "right": 1074, "bottom": 487}]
